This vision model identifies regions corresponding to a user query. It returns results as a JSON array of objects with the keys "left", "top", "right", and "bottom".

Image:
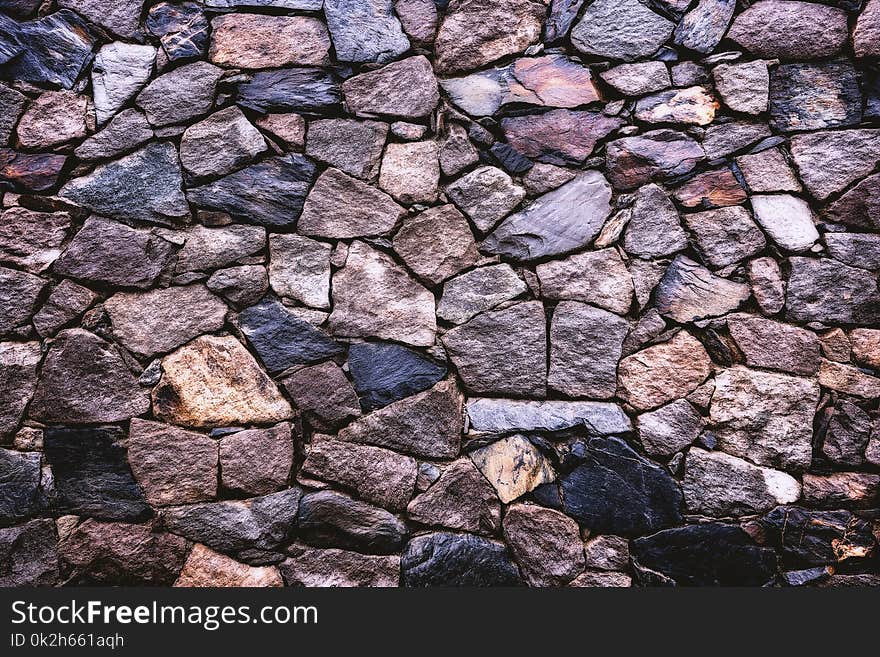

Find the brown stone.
[
  {"left": 502, "top": 110, "right": 622, "bottom": 165},
  {"left": 281, "top": 362, "right": 361, "bottom": 430},
  {"left": 175, "top": 543, "right": 283, "bottom": 587},
  {"left": 747, "top": 257, "right": 785, "bottom": 315},
  {"left": 393, "top": 204, "right": 479, "bottom": 286},
  {"left": 817, "top": 360, "right": 880, "bottom": 398},
  {"left": 281, "top": 543, "right": 400, "bottom": 587},
  {"left": 683, "top": 206, "right": 765, "bottom": 268},
  {"left": 536, "top": 248, "right": 634, "bottom": 316},
  {"left": 802, "top": 472, "right": 880, "bottom": 509},
  {"left": 673, "top": 169, "right": 747, "bottom": 209},
  {"left": 0, "top": 149, "right": 66, "bottom": 192},
  {"left": 379, "top": 141, "right": 440, "bottom": 205},
  {"left": 855, "top": 0, "right": 880, "bottom": 58},
  {"left": 736, "top": 148, "right": 801, "bottom": 194},
  {"left": 255, "top": 113, "right": 306, "bottom": 149},
  {"left": 220, "top": 423, "right": 294, "bottom": 496},
  {"left": 209, "top": 14, "right": 330, "bottom": 68},
  {"left": 727, "top": 315, "right": 820, "bottom": 376},
  {"left": 15, "top": 91, "right": 88, "bottom": 149},
  {"left": 605, "top": 129, "right": 704, "bottom": 190},
  {"left": 617, "top": 331, "right": 712, "bottom": 411},
  {"left": 126, "top": 419, "right": 218, "bottom": 506},
  {"left": 850, "top": 329, "right": 880, "bottom": 369},
  {"left": 503, "top": 503, "right": 585, "bottom": 587},
  {"left": 343, "top": 56, "right": 439, "bottom": 120}
]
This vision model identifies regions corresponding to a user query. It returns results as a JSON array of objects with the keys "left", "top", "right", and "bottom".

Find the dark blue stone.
[
  {"left": 236, "top": 67, "right": 342, "bottom": 114},
  {"left": 238, "top": 297, "right": 343, "bottom": 374},
  {"left": 43, "top": 426, "right": 151, "bottom": 522},
  {"left": 402, "top": 532, "right": 524, "bottom": 587},
  {"left": 0, "top": 447, "right": 43, "bottom": 527},
  {"left": 347, "top": 341, "right": 446, "bottom": 411}
]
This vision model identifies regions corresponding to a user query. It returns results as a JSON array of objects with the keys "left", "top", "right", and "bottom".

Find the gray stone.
[
  {"left": 298, "top": 490, "right": 406, "bottom": 554},
  {"left": 0, "top": 266, "right": 43, "bottom": 335},
  {"left": 58, "top": 0, "right": 142, "bottom": 38},
  {"left": 748, "top": 257, "right": 785, "bottom": 315},
  {"left": 32, "top": 280, "right": 96, "bottom": 338},
  {"left": 769, "top": 61, "right": 861, "bottom": 133},
  {"left": 15, "top": 90, "right": 88, "bottom": 149},
  {"left": 0, "top": 84, "right": 26, "bottom": 145},
  {"left": 545, "top": 0, "right": 585, "bottom": 42},
  {"left": 600, "top": 61, "right": 670, "bottom": 96},
  {"left": 549, "top": 301, "right": 628, "bottom": 399},
  {"left": 347, "top": 341, "right": 446, "bottom": 411},
  {"left": 437, "top": 264, "right": 527, "bottom": 325},
  {"left": 713, "top": 60, "right": 769, "bottom": 115},
  {"left": 736, "top": 148, "right": 801, "bottom": 194},
  {"left": 136, "top": 61, "right": 223, "bottom": 127},
  {"left": 280, "top": 544, "right": 399, "bottom": 587},
  {"left": 0, "top": 447, "right": 41, "bottom": 525},
  {"left": 439, "top": 123, "right": 479, "bottom": 177},
  {"left": 305, "top": 119, "right": 387, "bottom": 181},
  {"left": 74, "top": 109, "right": 153, "bottom": 161},
  {"left": 92, "top": 42, "right": 156, "bottom": 126},
  {"left": 537, "top": 248, "right": 634, "bottom": 316},
  {"left": 702, "top": 122, "right": 772, "bottom": 160},
  {"left": 105, "top": 285, "right": 228, "bottom": 357},
  {"left": 235, "top": 67, "right": 342, "bottom": 114},
  {"left": 393, "top": 204, "right": 479, "bottom": 286},
  {"left": 655, "top": 256, "right": 751, "bottom": 323},
  {"left": 786, "top": 257, "right": 880, "bottom": 325},
  {"left": 623, "top": 183, "right": 688, "bottom": 258},
  {"left": 637, "top": 399, "right": 704, "bottom": 458},
  {"left": 395, "top": 0, "right": 438, "bottom": 47},
  {"left": 822, "top": 400, "right": 872, "bottom": 467},
  {"left": 674, "top": 0, "right": 736, "bottom": 54},
  {"left": 207, "top": 265, "right": 268, "bottom": 308},
  {"left": 176, "top": 224, "right": 266, "bottom": 273},
  {"left": 825, "top": 233, "right": 880, "bottom": 270},
  {"left": 180, "top": 106, "right": 266, "bottom": 179},
  {"left": 466, "top": 398, "right": 632, "bottom": 435},
  {"left": 443, "top": 301, "right": 546, "bottom": 397},
  {"left": 329, "top": 241, "right": 436, "bottom": 347},
  {"left": 343, "top": 55, "right": 439, "bottom": 120},
  {"left": 727, "top": 314, "right": 821, "bottom": 376},
  {"left": 711, "top": 365, "right": 819, "bottom": 472},
  {"left": 483, "top": 172, "right": 612, "bottom": 261},
  {"left": 445, "top": 166, "right": 526, "bottom": 233},
  {"left": 324, "top": 0, "right": 410, "bottom": 64},
  {"left": 269, "top": 234, "right": 331, "bottom": 309},
  {"left": 146, "top": 1, "right": 209, "bottom": 62},
  {"left": 0, "top": 519, "right": 58, "bottom": 586},
  {"left": 571, "top": 0, "right": 674, "bottom": 61},
  {"left": 0, "top": 342, "right": 40, "bottom": 441},
  {"left": 789, "top": 129, "right": 880, "bottom": 201},
  {"left": 683, "top": 206, "right": 766, "bottom": 268}
]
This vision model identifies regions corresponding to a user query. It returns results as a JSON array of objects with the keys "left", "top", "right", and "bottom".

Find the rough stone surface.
[
  {"left": 209, "top": 14, "right": 330, "bottom": 69},
  {"left": 401, "top": 532, "right": 523, "bottom": 586},
  {"left": 281, "top": 544, "right": 400, "bottom": 586},
  {"left": 324, "top": 0, "right": 410, "bottom": 64},
  {"left": 92, "top": 43, "right": 156, "bottom": 126},
  {"left": 179, "top": 106, "right": 267, "bottom": 179},
  {"left": 445, "top": 165, "right": 525, "bottom": 233},
  {"left": 0, "top": 519, "right": 58, "bottom": 586},
  {"left": 407, "top": 458, "right": 500, "bottom": 534},
  {"left": 437, "top": 264, "right": 528, "bottom": 324},
  {"left": 343, "top": 56, "right": 439, "bottom": 119},
  {"left": 305, "top": 119, "right": 387, "bottom": 180},
  {"left": 298, "top": 489, "right": 406, "bottom": 554},
  {"left": 637, "top": 399, "right": 704, "bottom": 458},
  {"left": 466, "top": 398, "right": 632, "bottom": 435},
  {"left": 136, "top": 61, "right": 223, "bottom": 127},
  {"left": 282, "top": 361, "right": 361, "bottom": 429},
  {"left": 572, "top": 0, "right": 674, "bottom": 61},
  {"left": 606, "top": 129, "right": 704, "bottom": 189},
  {"left": 727, "top": 315, "right": 821, "bottom": 376},
  {"left": 380, "top": 141, "right": 440, "bottom": 205},
  {"left": 502, "top": 110, "right": 623, "bottom": 165},
  {"left": 684, "top": 206, "right": 765, "bottom": 268},
  {"left": 623, "top": 184, "right": 688, "bottom": 258},
  {"left": 220, "top": 423, "right": 293, "bottom": 496},
  {"left": 655, "top": 256, "right": 751, "bottom": 323},
  {"left": 393, "top": 204, "right": 478, "bottom": 285},
  {"left": 175, "top": 544, "right": 283, "bottom": 587},
  {"left": 503, "top": 503, "right": 585, "bottom": 587},
  {"left": 16, "top": 90, "right": 88, "bottom": 149}
]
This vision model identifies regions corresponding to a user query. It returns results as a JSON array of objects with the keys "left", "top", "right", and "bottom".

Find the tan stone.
[
  {"left": 818, "top": 360, "right": 880, "bottom": 398},
  {"left": 16, "top": 91, "right": 88, "bottom": 149},
  {"left": 174, "top": 544, "right": 283, "bottom": 587},
  {"left": 469, "top": 434, "right": 555, "bottom": 504},
  {"left": 209, "top": 14, "right": 330, "bottom": 68},
  {"left": 850, "top": 329, "right": 880, "bottom": 369}
]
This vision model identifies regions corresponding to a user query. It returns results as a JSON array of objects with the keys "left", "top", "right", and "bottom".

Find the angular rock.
[
  {"left": 255, "top": 113, "right": 306, "bottom": 150},
  {"left": 483, "top": 172, "right": 612, "bottom": 261},
  {"left": 220, "top": 423, "right": 293, "bottom": 496},
  {"left": 343, "top": 56, "right": 439, "bottom": 120},
  {"left": 549, "top": 301, "right": 627, "bottom": 399},
  {"left": 631, "top": 523, "right": 777, "bottom": 586},
  {"left": 32, "top": 280, "right": 96, "bottom": 337},
  {"left": 502, "top": 110, "right": 622, "bottom": 165},
  {"left": 329, "top": 241, "right": 436, "bottom": 347},
  {"left": 204, "top": 0, "right": 323, "bottom": 6},
  {"left": 407, "top": 458, "right": 500, "bottom": 534},
  {"left": 469, "top": 435, "right": 555, "bottom": 504},
  {"left": 537, "top": 248, "right": 634, "bottom": 315},
  {"left": 393, "top": 204, "right": 478, "bottom": 285},
  {"left": 153, "top": 334, "right": 292, "bottom": 428},
  {"left": 683, "top": 447, "right": 800, "bottom": 516},
  {"left": 44, "top": 426, "right": 150, "bottom": 521},
  {"left": 466, "top": 398, "right": 632, "bottom": 435},
  {"left": 236, "top": 67, "right": 342, "bottom": 114},
  {"left": 401, "top": 532, "right": 523, "bottom": 586},
  {"left": 434, "top": 0, "right": 545, "bottom": 73},
  {"left": 268, "top": 234, "right": 330, "bottom": 309},
  {"left": 16, "top": 90, "right": 88, "bottom": 149},
  {"left": 30, "top": 329, "right": 149, "bottom": 424},
  {"left": 59, "top": 520, "right": 187, "bottom": 585},
  {"left": 825, "top": 233, "right": 880, "bottom": 270},
  {"left": 561, "top": 436, "right": 683, "bottom": 536},
  {"left": 176, "top": 224, "right": 266, "bottom": 273},
  {"left": 0, "top": 84, "right": 26, "bottom": 145},
  {"left": 445, "top": 165, "right": 525, "bottom": 233},
  {"left": 209, "top": 14, "right": 330, "bottom": 68},
  {"left": 162, "top": 488, "right": 301, "bottom": 554},
  {"left": 769, "top": 61, "right": 861, "bottom": 133},
  {"left": 146, "top": 1, "right": 209, "bottom": 62},
  {"left": 443, "top": 301, "right": 546, "bottom": 397},
  {"left": 437, "top": 264, "right": 528, "bottom": 324},
  {"left": 789, "top": 129, "right": 880, "bottom": 201},
  {"left": 338, "top": 379, "right": 462, "bottom": 459},
  {"left": 187, "top": 154, "right": 317, "bottom": 227},
  {"left": 822, "top": 400, "right": 871, "bottom": 467},
  {"left": 786, "top": 257, "right": 880, "bottom": 325},
  {"left": 727, "top": 0, "right": 848, "bottom": 60},
  {"left": 747, "top": 257, "right": 786, "bottom": 315},
  {"left": 58, "top": 0, "right": 141, "bottom": 38},
  {"left": 439, "top": 123, "right": 479, "bottom": 177},
  {"left": 545, "top": 0, "right": 585, "bottom": 42},
  {"left": 710, "top": 366, "right": 819, "bottom": 471},
  {"left": 175, "top": 544, "right": 283, "bottom": 587},
  {"left": 637, "top": 399, "right": 704, "bottom": 458},
  {"left": 818, "top": 360, "right": 880, "bottom": 398},
  {"left": 0, "top": 447, "right": 41, "bottom": 526},
  {"left": 0, "top": 519, "right": 58, "bottom": 586},
  {"left": 0, "top": 342, "right": 39, "bottom": 441},
  {"left": 571, "top": 0, "right": 674, "bottom": 61},
  {"left": 302, "top": 435, "right": 416, "bottom": 512},
  {"left": 823, "top": 173, "right": 880, "bottom": 229},
  {"left": 727, "top": 315, "right": 820, "bottom": 376},
  {"left": 634, "top": 87, "right": 717, "bottom": 126},
  {"left": 74, "top": 109, "right": 153, "bottom": 161},
  {"left": 305, "top": 119, "right": 387, "bottom": 180},
  {"left": 324, "top": 0, "right": 410, "bottom": 64},
  {"left": 674, "top": 0, "right": 736, "bottom": 54},
  {"left": 92, "top": 43, "right": 156, "bottom": 126},
  {"left": 299, "top": 168, "right": 404, "bottom": 238},
  {"left": 238, "top": 297, "right": 342, "bottom": 373},
  {"left": 347, "top": 341, "right": 446, "bottom": 411},
  {"left": 683, "top": 206, "right": 765, "bottom": 268},
  {"left": 736, "top": 148, "right": 801, "bottom": 194},
  {"left": 0, "top": 206, "right": 70, "bottom": 274},
  {"left": 673, "top": 167, "right": 750, "bottom": 209},
  {"left": 583, "top": 535, "right": 629, "bottom": 572},
  {"left": 851, "top": 328, "right": 880, "bottom": 369},
  {"left": 281, "top": 361, "right": 361, "bottom": 429},
  {"left": 0, "top": 266, "right": 43, "bottom": 335},
  {"left": 136, "top": 61, "right": 223, "bottom": 127},
  {"left": 380, "top": 141, "right": 439, "bottom": 205},
  {"left": 854, "top": 0, "right": 880, "bottom": 58},
  {"left": 605, "top": 129, "right": 704, "bottom": 190},
  {"left": 762, "top": 506, "right": 876, "bottom": 567},
  {"left": 802, "top": 472, "right": 879, "bottom": 509},
  {"left": 702, "top": 121, "right": 771, "bottom": 159},
  {"left": 298, "top": 490, "right": 406, "bottom": 554},
  {"left": 655, "top": 256, "right": 751, "bottom": 323},
  {"left": 600, "top": 61, "right": 670, "bottom": 96},
  {"left": 126, "top": 419, "right": 217, "bottom": 506},
  {"left": 180, "top": 106, "right": 266, "bottom": 179},
  {"left": 618, "top": 331, "right": 711, "bottom": 411},
  {"left": 395, "top": 0, "right": 438, "bottom": 46},
  {"left": 712, "top": 60, "right": 769, "bottom": 115},
  {"left": 623, "top": 183, "right": 688, "bottom": 258},
  {"left": 105, "top": 285, "right": 227, "bottom": 358},
  {"left": 503, "top": 503, "right": 585, "bottom": 587},
  {"left": 281, "top": 544, "right": 399, "bottom": 587}
]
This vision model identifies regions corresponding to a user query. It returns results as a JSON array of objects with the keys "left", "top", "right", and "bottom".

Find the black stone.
[
  {"left": 187, "top": 154, "right": 318, "bottom": 228},
  {"left": 238, "top": 297, "right": 343, "bottom": 374},
  {"left": 43, "top": 426, "right": 151, "bottom": 522},
  {"left": 401, "top": 531, "right": 524, "bottom": 586},
  {"left": 631, "top": 523, "right": 778, "bottom": 586},
  {"left": 297, "top": 490, "right": 406, "bottom": 554},
  {"left": 769, "top": 61, "right": 862, "bottom": 134},
  {"left": 0, "top": 0, "right": 42, "bottom": 19},
  {"left": 490, "top": 142, "right": 533, "bottom": 175},
  {"left": 236, "top": 68, "right": 342, "bottom": 114},
  {"left": 162, "top": 488, "right": 302, "bottom": 555},
  {"left": 0, "top": 10, "right": 95, "bottom": 89},
  {"left": 530, "top": 482, "right": 564, "bottom": 510},
  {"left": 545, "top": 0, "right": 586, "bottom": 42},
  {"left": 347, "top": 341, "right": 446, "bottom": 411},
  {"left": 0, "top": 447, "right": 42, "bottom": 527},
  {"left": 761, "top": 506, "right": 876, "bottom": 568},
  {"left": 0, "top": 149, "right": 66, "bottom": 192},
  {"left": 0, "top": 518, "right": 58, "bottom": 586},
  {"left": 146, "top": 1, "right": 208, "bottom": 62},
  {"left": 865, "top": 67, "right": 880, "bottom": 122},
  {"left": 560, "top": 436, "right": 683, "bottom": 536}
]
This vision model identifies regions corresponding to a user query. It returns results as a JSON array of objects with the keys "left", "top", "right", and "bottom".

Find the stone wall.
[{"left": 1, "top": 0, "right": 879, "bottom": 587}]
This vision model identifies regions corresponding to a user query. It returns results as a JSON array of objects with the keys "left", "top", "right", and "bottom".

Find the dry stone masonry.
[{"left": 0, "top": 0, "right": 879, "bottom": 588}]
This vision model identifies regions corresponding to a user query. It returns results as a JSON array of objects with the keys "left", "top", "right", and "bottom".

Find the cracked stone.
[
  {"left": 305, "top": 119, "right": 387, "bottom": 181},
  {"left": 437, "top": 264, "right": 528, "bottom": 324},
  {"left": 407, "top": 458, "right": 500, "bottom": 534},
  {"left": 502, "top": 109, "right": 623, "bottom": 165},
  {"left": 674, "top": 0, "right": 736, "bottom": 54},
  {"left": 655, "top": 256, "right": 751, "bottom": 323},
  {"left": 146, "top": 1, "right": 209, "bottom": 62},
  {"left": 536, "top": 248, "right": 634, "bottom": 315},
  {"left": 180, "top": 106, "right": 266, "bottom": 179},
  {"left": 0, "top": 519, "right": 58, "bottom": 586},
  {"left": 347, "top": 341, "right": 446, "bottom": 411},
  {"left": 445, "top": 165, "right": 526, "bottom": 233},
  {"left": 269, "top": 234, "right": 331, "bottom": 309},
  {"left": 789, "top": 129, "right": 880, "bottom": 201},
  {"left": 606, "top": 129, "right": 704, "bottom": 190},
  {"left": 469, "top": 435, "right": 555, "bottom": 504},
  {"left": 770, "top": 61, "right": 861, "bottom": 133}
]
